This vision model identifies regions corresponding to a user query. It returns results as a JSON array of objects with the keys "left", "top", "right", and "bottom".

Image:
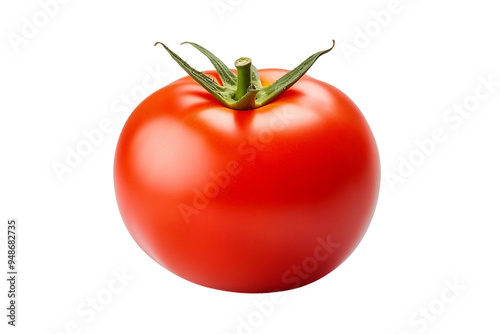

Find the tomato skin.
[{"left": 114, "top": 69, "right": 380, "bottom": 293}]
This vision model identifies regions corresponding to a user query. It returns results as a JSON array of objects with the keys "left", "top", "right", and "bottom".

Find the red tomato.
[{"left": 114, "top": 68, "right": 379, "bottom": 293}]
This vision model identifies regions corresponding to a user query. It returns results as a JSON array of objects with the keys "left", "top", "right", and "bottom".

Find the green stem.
[{"left": 235, "top": 57, "right": 252, "bottom": 100}]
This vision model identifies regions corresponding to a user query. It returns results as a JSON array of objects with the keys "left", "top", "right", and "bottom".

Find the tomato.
[{"left": 114, "top": 42, "right": 380, "bottom": 293}]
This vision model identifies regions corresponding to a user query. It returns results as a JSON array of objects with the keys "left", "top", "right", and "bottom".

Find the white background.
[{"left": 1, "top": 0, "right": 499, "bottom": 333}]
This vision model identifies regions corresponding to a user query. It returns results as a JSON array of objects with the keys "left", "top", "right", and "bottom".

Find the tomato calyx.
[{"left": 154, "top": 40, "right": 335, "bottom": 110}]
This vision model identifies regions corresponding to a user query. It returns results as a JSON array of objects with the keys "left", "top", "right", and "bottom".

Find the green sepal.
[
  {"left": 251, "top": 65, "right": 263, "bottom": 89},
  {"left": 154, "top": 42, "right": 236, "bottom": 107},
  {"left": 228, "top": 89, "right": 259, "bottom": 110},
  {"left": 255, "top": 41, "right": 335, "bottom": 106},
  {"left": 155, "top": 41, "right": 334, "bottom": 110},
  {"left": 181, "top": 41, "right": 238, "bottom": 87}
]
